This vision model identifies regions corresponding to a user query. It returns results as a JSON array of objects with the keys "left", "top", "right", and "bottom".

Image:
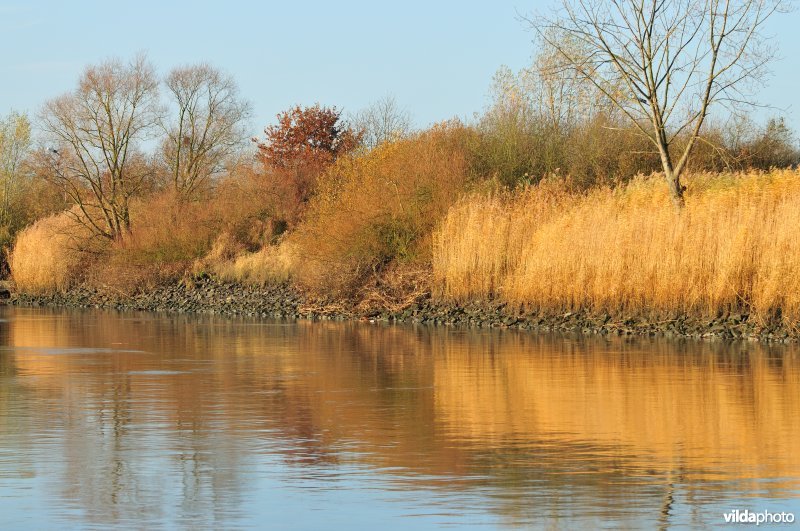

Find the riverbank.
[
  {"left": 8, "top": 276, "right": 795, "bottom": 342},
  {"left": 10, "top": 170, "right": 800, "bottom": 344}
]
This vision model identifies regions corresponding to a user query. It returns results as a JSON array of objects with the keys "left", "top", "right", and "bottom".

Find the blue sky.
[{"left": 1, "top": 0, "right": 798, "bottom": 136}]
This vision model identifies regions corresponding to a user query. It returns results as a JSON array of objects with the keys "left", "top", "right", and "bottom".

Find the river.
[{"left": 0, "top": 306, "right": 798, "bottom": 529}]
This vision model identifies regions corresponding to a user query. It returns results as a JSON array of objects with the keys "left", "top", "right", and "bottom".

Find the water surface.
[{"left": 0, "top": 307, "right": 798, "bottom": 529}]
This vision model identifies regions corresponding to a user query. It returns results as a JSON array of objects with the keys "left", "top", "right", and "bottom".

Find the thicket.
[{"left": 287, "top": 121, "right": 474, "bottom": 296}]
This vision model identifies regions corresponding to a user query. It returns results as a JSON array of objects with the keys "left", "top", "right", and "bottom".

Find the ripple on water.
[{"left": 0, "top": 306, "right": 798, "bottom": 529}]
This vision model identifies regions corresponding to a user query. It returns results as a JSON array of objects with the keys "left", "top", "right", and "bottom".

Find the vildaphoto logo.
[{"left": 723, "top": 509, "right": 795, "bottom": 525}]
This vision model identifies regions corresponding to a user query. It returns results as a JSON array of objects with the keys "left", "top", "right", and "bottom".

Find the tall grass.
[
  {"left": 211, "top": 241, "right": 296, "bottom": 285},
  {"left": 434, "top": 170, "right": 800, "bottom": 323},
  {"left": 9, "top": 212, "right": 88, "bottom": 294},
  {"left": 432, "top": 178, "right": 572, "bottom": 299}
]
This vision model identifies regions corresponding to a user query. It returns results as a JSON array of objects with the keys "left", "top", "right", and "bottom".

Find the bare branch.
[
  {"left": 528, "top": 0, "right": 784, "bottom": 206},
  {"left": 38, "top": 55, "right": 161, "bottom": 240},
  {"left": 161, "top": 63, "right": 252, "bottom": 200}
]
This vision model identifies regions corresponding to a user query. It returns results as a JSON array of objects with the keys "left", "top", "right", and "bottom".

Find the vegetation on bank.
[
  {"left": 435, "top": 170, "right": 800, "bottom": 324},
  {"left": 4, "top": 1, "right": 800, "bottom": 330}
]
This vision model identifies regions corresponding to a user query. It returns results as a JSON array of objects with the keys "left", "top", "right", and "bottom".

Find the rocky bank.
[{"left": 6, "top": 276, "right": 797, "bottom": 343}]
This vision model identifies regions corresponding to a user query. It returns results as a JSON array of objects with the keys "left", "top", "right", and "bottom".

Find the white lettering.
[{"left": 722, "top": 509, "right": 796, "bottom": 525}]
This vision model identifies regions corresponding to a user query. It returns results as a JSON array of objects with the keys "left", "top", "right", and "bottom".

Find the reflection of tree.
[
  {"left": 0, "top": 313, "right": 13, "bottom": 376},
  {"left": 3, "top": 307, "right": 799, "bottom": 528},
  {"left": 6, "top": 309, "right": 254, "bottom": 526},
  {"left": 0, "top": 309, "right": 37, "bottom": 484}
]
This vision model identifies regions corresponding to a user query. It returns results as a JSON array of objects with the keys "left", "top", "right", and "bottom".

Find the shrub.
[
  {"left": 290, "top": 121, "right": 475, "bottom": 296},
  {"left": 91, "top": 170, "right": 272, "bottom": 292},
  {"left": 472, "top": 102, "right": 665, "bottom": 189}
]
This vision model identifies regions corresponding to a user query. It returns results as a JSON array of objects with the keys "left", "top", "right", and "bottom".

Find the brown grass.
[
  {"left": 432, "top": 177, "right": 573, "bottom": 300},
  {"left": 211, "top": 240, "right": 296, "bottom": 285},
  {"left": 9, "top": 212, "right": 89, "bottom": 294},
  {"left": 434, "top": 169, "right": 800, "bottom": 323}
]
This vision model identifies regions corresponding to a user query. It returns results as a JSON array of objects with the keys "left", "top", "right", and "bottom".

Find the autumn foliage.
[
  {"left": 289, "top": 121, "right": 474, "bottom": 295},
  {"left": 254, "top": 104, "right": 361, "bottom": 222}
]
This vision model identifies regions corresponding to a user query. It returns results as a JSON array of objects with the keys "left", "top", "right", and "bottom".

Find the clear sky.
[{"left": 1, "top": 0, "right": 798, "bottom": 136}]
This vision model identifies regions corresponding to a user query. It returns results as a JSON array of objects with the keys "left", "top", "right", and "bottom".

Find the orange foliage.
[
  {"left": 290, "top": 121, "right": 475, "bottom": 295},
  {"left": 254, "top": 104, "right": 361, "bottom": 223},
  {"left": 88, "top": 169, "right": 275, "bottom": 294}
]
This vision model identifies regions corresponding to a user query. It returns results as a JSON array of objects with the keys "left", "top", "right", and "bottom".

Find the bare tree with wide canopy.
[
  {"left": 40, "top": 55, "right": 160, "bottom": 240},
  {"left": 532, "top": 0, "right": 784, "bottom": 206}
]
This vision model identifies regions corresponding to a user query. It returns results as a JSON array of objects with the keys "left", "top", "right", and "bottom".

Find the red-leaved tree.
[{"left": 254, "top": 104, "right": 361, "bottom": 222}]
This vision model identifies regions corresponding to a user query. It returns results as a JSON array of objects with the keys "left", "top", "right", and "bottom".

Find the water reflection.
[{"left": 0, "top": 307, "right": 798, "bottom": 528}]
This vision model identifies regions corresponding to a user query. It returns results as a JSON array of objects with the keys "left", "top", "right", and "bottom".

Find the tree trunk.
[
  {"left": 657, "top": 144, "right": 686, "bottom": 209},
  {"left": 666, "top": 170, "right": 686, "bottom": 209}
]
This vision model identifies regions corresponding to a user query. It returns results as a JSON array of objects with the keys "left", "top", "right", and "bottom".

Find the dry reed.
[
  {"left": 434, "top": 170, "right": 800, "bottom": 323},
  {"left": 212, "top": 241, "right": 296, "bottom": 285},
  {"left": 9, "top": 212, "right": 88, "bottom": 294}
]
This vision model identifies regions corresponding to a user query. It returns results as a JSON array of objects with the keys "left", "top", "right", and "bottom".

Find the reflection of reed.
[
  {"left": 3, "top": 306, "right": 800, "bottom": 527},
  {"left": 432, "top": 332, "right": 800, "bottom": 493}
]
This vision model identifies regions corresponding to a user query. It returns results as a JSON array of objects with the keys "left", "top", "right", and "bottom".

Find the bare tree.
[
  {"left": 351, "top": 96, "right": 412, "bottom": 149},
  {"left": 529, "top": 30, "right": 623, "bottom": 131},
  {"left": 40, "top": 55, "right": 160, "bottom": 240},
  {"left": 485, "top": 36, "right": 615, "bottom": 137},
  {"left": 532, "top": 0, "right": 784, "bottom": 206},
  {"left": 162, "top": 63, "right": 251, "bottom": 199}
]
